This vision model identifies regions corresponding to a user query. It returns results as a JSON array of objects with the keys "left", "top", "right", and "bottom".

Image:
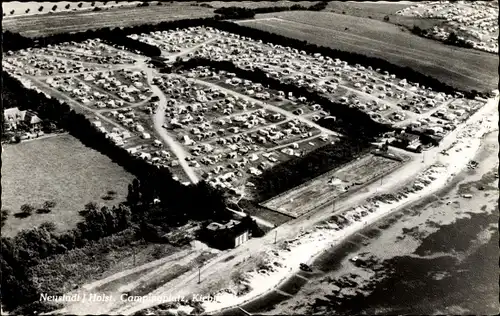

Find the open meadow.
[
  {"left": 2, "top": 3, "right": 214, "bottom": 37},
  {"left": 239, "top": 11, "right": 498, "bottom": 92},
  {"left": 2, "top": 1, "right": 141, "bottom": 17},
  {"left": 205, "top": 1, "right": 319, "bottom": 9},
  {"left": 1, "top": 134, "right": 134, "bottom": 237},
  {"left": 263, "top": 153, "right": 405, "bottom": 218},
  {"left": 324, "top": 0, "right": 414, "bottom": 18}
]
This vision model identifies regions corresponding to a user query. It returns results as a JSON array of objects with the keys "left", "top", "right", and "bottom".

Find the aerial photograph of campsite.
[{"left": 0, "top": 0, "right": 498, "bottom": 315}]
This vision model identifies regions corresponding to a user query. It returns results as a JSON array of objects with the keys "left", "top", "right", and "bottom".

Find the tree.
[
  {"left": 20, "top": 204, "right": 34, "bottom": 216},
  {"left": 42, "top": 201, "right": 57, "bottom": 212},
  {"left": 10, "top": 10, "right": 15, "bottom": 15},
  {"left": 52, "top": 5, "right": 57, "bottom": 11},
  {"left": 1, "top": 209, "right": 10, "bottom": 228},
  {"left": 84, "top": 202, "right": 98, "bottom": 212},
  {"left": 65, "top": 4, "right": 71, "bottom": 10},
  {"left": 25, "top": 9, "right": 30, "bottom": 14},
  {"left": 38, "top": 6, "right": 44, "bottom": 12},
  {"left": 91, "top": 2, "right": 96, "bottom": 6},
  {"left": 383, "top": 15, "right": 390, "bottom": 22},
  {"left": 39, "top": 222, "right": 56, "bottom": 232},
  {"left": 447, "top": 31, "right": 459, "bottom": 43},
  {"left": 78, "top": 3, "right": 83, "bottom": 8}
]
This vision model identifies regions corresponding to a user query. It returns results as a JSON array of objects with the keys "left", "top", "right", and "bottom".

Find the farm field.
[
  {"left": 2, "top": 1, "right": 141, "bottom": 17},
  {"left": 262, "top": 153, "right": 405, "bottom": 218},
  {"left": 322, "top": 0, "right": 443, "bottom": 31},
  {"left": 2, "top": 3, "right": 214, "bottom": 37},
  {"left": 204, "top": 1, "right": 319, "bottom": 9},
  {"left": 1, "top": 134, "right": 134, "bottom": 237},
  {"left": 238, "top": 11, "right": 498, "bottom": 92},
  {"left": 324, "top": 0, "right": 414, "bottom": 18}
]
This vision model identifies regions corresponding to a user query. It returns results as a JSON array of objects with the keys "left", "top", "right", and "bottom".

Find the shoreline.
[
  {"left": 201, "top": 96, "right": 498, "bottom": 315},
  {"left": 265, "top": 128, "right": 498, "bottom": 315}
]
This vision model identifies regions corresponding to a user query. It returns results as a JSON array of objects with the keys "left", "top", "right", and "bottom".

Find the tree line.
[
  {"left": 102, "top": 31, "right": 162, "bottom": 57},
  {"left": 213, "top": 1, "right": 329, "bottom": 19}
]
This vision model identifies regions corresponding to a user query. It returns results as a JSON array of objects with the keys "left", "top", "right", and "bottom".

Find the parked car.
[{"left": 299, "top": 263, "right": 312, "bottom": 272}]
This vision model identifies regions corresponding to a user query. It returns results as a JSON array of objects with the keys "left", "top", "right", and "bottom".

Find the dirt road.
[{"left": 146, "top": 68, "right": 200, "bottom": 184}]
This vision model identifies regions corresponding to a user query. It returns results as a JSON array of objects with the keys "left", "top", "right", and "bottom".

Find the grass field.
[
  {"left": 2, "top": 1, "right": 141, "bottom": 17},
  {"left": 324, "top": 1, "right": 414, "bottom": 19},
  {"left": 2, "top": 3, "right": 214, "bottom": 37},
  {"left": 1, "top": 134, "right": 134, "bottom": 237},
  {"left": 262, "top": 154, "right": 403, "bottom": 218},
  {"left": 239, "top": 11, "right": 498, "bottom": 92},
  {"left": 323, "top": 0, "right": 446, "bottom": 30},
  {"left": 205, "top": 1, "right": 319, "bottom": 9}
]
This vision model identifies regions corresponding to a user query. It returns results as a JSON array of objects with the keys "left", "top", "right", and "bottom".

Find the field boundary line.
[{"left": 261, "top": 151, "right": 374, "bottom": 207}]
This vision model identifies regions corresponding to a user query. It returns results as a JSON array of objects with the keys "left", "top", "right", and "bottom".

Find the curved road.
[{"left": 145, "top": 68, "right": 200, "bottom": 184}]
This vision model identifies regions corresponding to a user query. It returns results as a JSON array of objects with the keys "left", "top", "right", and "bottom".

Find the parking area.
[
  {"left": 4, "top": 25, "right": 489, "bottom": 193},
  {"left": 156, "top": 68, "right": 336, "bottom": 194},
  {"left": 135, "top": 26, "right": 485, "bottom": 130}
]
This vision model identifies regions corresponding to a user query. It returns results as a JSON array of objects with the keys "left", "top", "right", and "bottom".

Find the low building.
[
  {"left": 4, "top": 107, "right": 41, "bottom": 130},
  {"left": 201, "top": 219, "right": 249, "bottom": 250},
  {"left": 397, "top": 132, "right": 420, "bottom": 147}
]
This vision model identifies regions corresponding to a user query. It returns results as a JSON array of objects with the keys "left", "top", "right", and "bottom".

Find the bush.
[
  {"left": 1, "top": 209, "right": 9, "bottom": 227},
  {"left": 20, "top": 204, "right": 35, "bottom": 216},
  {"left": 40, "top": 222, "right": 57, "bottom": 232},
  {"left": 43, "top": 201, "right": 57, "bottom": 210}
]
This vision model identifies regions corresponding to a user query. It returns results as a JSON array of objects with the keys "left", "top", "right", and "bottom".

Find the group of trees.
[
  {"left": 412, "top": 26, "right": 474, "bottom": 50},
  {"left": 102, "top": 31, "right": 162, "bottom": 57},
  {"left": 213, "top": 1, "right": 329, "bottom": 19},
  {"left": 213, "top": 7, "right": 256, "bottom": 19},
  {"left": 0, "top": 203, "right": 133, "bottom": 312}
]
